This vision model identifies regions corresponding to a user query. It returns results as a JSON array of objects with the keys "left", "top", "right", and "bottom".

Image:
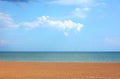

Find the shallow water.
[{"left": 0, "top": 52, "right": 120, "bottom": 62}]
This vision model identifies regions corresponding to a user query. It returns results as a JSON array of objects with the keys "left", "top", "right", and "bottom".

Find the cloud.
[
  {"left": 21, "top": 16, "right": 49, "bottom": 29},
  {"left": 0, "top": 40, "right": 8, "bottom": 45},
  {"left": 0, "top": 12, "right": 19, "bottom": 28},
  {"left": 22, "top": 16, "right": 83, "bottom": 35},
  {"left": 72, "top": 7, "right": 90, "bottom": 18},
  {"left": 0, "top": 13, "right": 83, "bottom": 35},
  {"left": 47, "top": 19, "right": 83, "bottom": 32},
  {"left": 64, "top": 32, "right": 69, "bottom": 37},
  {"left": 48, "top": 0, "right": 107, "bottom": 19},
  {"left": 0, "top": 0, "right": 32, "bottom": 3},
  {"left": 104, "top": 37, "right": 120, "bottom": 46},
  {"left": 48, "top": 0, "right": 94, "bottom": 6}
]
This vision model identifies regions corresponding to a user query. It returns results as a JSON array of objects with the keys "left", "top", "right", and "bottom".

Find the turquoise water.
[{"left": 0, "top": 52, "right": 120, "bottom": 62}]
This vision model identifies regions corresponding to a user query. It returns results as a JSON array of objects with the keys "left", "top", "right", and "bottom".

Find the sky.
[{"left": 0, "top": 0, "right": 120, "bottom": 51}]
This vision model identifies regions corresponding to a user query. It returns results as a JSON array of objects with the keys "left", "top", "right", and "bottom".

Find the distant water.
[{"left": 0, "top": 52, "right": 120, "bottom": 62}]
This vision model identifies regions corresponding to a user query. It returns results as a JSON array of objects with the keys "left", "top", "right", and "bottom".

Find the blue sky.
[{"left": 0, "top": 0, "right": 120, "bottom": 51}]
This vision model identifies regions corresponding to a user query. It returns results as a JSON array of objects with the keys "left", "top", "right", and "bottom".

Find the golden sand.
[{"left": 0, "top": 62, "right": 120, "bottom": 79}]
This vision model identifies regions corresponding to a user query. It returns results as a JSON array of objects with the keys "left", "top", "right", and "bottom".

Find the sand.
[{"left": 0, "top": 62, "right": 120, "bottom": 79}]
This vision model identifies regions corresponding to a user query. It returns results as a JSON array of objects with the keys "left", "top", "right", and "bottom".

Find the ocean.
[{"left": 0, "top": 52, "right": 120, "bottom": 62}]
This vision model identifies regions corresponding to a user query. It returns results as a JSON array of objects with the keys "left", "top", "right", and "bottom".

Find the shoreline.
[
  {"left": 0, "top": 62, "right": 120, "bottom": 79},
  {"left": 0, "top": 61, "right": 120, "bottom": 63}
]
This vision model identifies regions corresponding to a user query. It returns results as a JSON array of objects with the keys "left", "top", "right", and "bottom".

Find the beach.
[{"left": 0, "top": 62, "right": 120, "bottom": 79}]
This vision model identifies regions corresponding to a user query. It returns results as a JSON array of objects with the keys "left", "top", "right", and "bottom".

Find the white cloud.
[
  {"left": 21, "top": 16, "right": 49, "bottom": 29},
  {"left": 95, "top": 2, "right": 107, "bottom": 7},
  {"left": 0, "top": 12, "right": 19, "bottom": 28},
  {"left": 49, "top": 0, "right": 94, "bottom": 6},
  {"left": 21, "top": 16, "right": 83, "bottom": 32},
  {"left": 104, "top": 37, "right": 120, "bottom": 46},
  {"left": 0, "top": 13, "right": 83, "bottom": 35},
  {"left": 47, "top": 19, "right": 83, "bottom": 32},
  {"left": 64, "top": 32, "right": 69, "bottom": 37},
  {"left": 0, "top": 40, "right": 8, "bottom": 45},
  {"left": 72, "top": 7, "right": 90, "bottom": 18},
  {"left": 48, "top": 0, "right": 107, "bottom": 19}
]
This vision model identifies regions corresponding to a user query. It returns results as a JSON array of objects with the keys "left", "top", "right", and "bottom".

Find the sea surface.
[{"left": 0, "top": 52, "right": 120, "bottom": 62}]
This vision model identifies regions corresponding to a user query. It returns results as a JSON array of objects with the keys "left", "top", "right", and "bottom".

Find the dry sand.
[{"left": 0, "top": 62, "right": 120, "bottom": 79}]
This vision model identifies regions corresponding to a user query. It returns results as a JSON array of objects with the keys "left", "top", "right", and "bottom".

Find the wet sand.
[{"left": 0, "top": 62, "right": 120, "bottom": 79}]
